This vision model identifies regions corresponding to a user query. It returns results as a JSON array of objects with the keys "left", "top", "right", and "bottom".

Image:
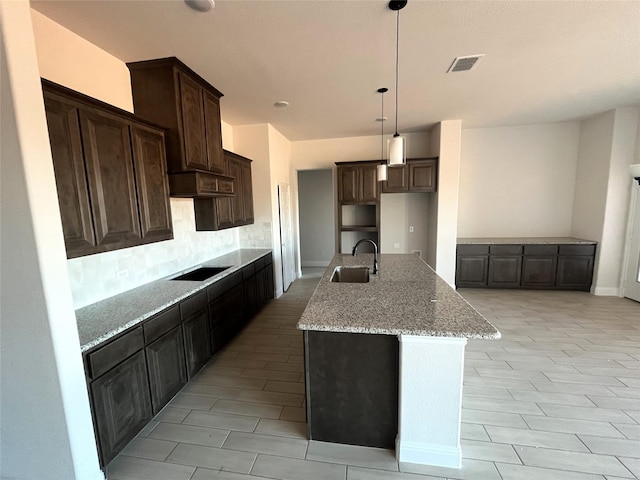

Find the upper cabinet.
[
  {"left": 127, "top": 57, "right": 232, "bottom": 197},
  {"left": 193, "top": 150, "right": 254, "bottom": 231},
  {"left": 381, "top": 158, "right": 438, "bottom": 193},
  {"left": 337, "top": 162, "right": 379, "bottom": 204},
  {"left": 42, "top": 79, "right": 173, "bottom": 259}
]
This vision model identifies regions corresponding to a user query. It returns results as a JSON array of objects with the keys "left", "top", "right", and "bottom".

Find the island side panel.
[{"left": 304, "top": 330, "right": 398, "bottom": 449}]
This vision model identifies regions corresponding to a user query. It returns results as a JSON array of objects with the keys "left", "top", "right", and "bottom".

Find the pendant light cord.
[
  {"left": 394, "top": 8, "right": 400, "bottom": 137},
  {"left": 381, "top": 91, "right": 385, "bottom": 160}
]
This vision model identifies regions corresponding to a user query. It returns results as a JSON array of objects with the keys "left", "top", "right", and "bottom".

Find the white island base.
[{"left": 397, "top": 335, "right": 467, "bottom": 469}]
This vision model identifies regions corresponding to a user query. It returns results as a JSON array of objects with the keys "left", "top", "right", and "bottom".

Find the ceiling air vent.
[{"left": 447, "top": 54, "right": 485, "bottom": 73}]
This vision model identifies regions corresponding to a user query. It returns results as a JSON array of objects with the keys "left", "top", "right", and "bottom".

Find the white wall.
[
  {"left": 1, "top": 2, "right": 103, "bottom": 479},
  {"left": 298, "top": 170, "right": 335, "bottom": 266},
  {"left": 572, "top": 108, "right": 640, "bottom": 295},
  {"left": 433, "top": 120, "right": 463, "bottom": 286},
  {"left": 458, "top": 123, "right": 580, "bottom": 237},
  {"left": 32, "top": 10, "right": 248, "bottom": 308}
]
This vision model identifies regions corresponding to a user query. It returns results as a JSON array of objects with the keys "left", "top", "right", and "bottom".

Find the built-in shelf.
[{"left": 341, "top": 226, "right": 378, "bottom": 232}]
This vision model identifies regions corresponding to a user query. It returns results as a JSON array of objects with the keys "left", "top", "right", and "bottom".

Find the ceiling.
[{"left": 31, "top": 0, "right": 640, "bottom": 142}]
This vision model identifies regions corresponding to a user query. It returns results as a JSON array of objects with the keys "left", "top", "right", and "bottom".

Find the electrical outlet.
[
  {"left": 394, "top": 242, "right": 400, "bottom": 249},
  {"left": 116, "top": 270, "right": 128, "bottom": 280},
  {"left": 409, "top": 226, "right": 414, "bottom": 233}
]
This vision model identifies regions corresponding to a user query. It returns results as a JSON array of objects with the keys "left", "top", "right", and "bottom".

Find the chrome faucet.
[{"left": 352, "top": 239, "right": 378, "bottom": 274}]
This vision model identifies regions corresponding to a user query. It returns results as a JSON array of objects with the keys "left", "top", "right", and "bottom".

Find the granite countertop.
[
  {"left": 76, "top": 249, "right": 271, "bottom": 352},
  {"left": 457, "top": 237, "right": 597, "bottom": 245},
  {"left": 297, "top": 254, "right": 500, "bottom": 340}
]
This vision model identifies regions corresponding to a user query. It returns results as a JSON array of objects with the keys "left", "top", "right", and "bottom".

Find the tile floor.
[{"left": 107, "top": 270, "right": 640, "bottom": 480}]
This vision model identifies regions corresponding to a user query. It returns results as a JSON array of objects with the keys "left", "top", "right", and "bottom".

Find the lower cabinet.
[
  {"left": 145, "top": 327, "right": 186, "bottom": 414},
  {"left": 456, "top": 242, "right": 596, "bottom": 291},
  {"left": 90, "top": 351, "right": 152, "bottom": 465},
  {"left": 182, "top": 309, "right": 212, "bottom": 378},
  {"left": 84, "top": 252, "right": 274, "bottom": 468}
]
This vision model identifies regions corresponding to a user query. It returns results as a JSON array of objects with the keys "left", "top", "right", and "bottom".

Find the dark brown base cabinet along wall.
[
  {"left": 42, "top": 79, "right": 173, "bottom": 259},
  {"left": 456, "top": 243, "right": 596, "bottom": 291},
  {"left": 83, "top": 253, "right": 274, "bottom": 467}
]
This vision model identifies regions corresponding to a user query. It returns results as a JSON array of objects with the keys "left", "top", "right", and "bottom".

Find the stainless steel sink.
[
  {"left": 330, "top": 266, "right": 370, "bottom": 283},
  {"left": 171, "top": 266, "right": 231, "bottom": 281}
]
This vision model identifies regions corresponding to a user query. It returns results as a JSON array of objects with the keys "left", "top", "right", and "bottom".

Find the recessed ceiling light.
[
  {"left": 274, "top": 101, "right": 290, "bottom": 108},
  {"left": 184, "top": 0, "right": 214, "bottom": 13}
]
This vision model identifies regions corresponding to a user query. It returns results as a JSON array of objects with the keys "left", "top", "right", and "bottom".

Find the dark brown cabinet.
[
  {"left": 193, "top": 150, "right": 254, "bottom": 231},
  {"left": 90, "top": 351, "right": 152, "bottom": 466},
  {"left": 83, "top": 253, "right": 274, "bottom": 466},
  {"left": 338, "top": 163, "right": 379, "bottom": 204},
  {"left": 42, "top": 80, "right": 173, "bottom": 259},
  {"left": 557, "top": 245, "right": 596, "bottom": 291},
  {"left": 455, "top": 245, "right": 489, "bottom": 288},
  {"left": 456, "top": 241, "right": 596, "bottom": 291},
  {"left": 381, "top": 158, "right": 438, "bottom": 193},
  {"left": 487, "top": 245, "right": 522, "bottom": 288},
  {"left": 145, "top": 327, "right": 186, "bottom": 414},
  {"left": 127, "top": 57, "right": 232, "bottom": 196},
  {"left": 43, "top": 93, "right": 95, "bottom": 256},
  {"left": 521, "top": 245, "right": 558, "bottom": 288}
]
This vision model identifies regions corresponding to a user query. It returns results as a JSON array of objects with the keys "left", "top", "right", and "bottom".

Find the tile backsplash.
[{"left": 67, "top": 198, "right": 267, "bottom": 309}]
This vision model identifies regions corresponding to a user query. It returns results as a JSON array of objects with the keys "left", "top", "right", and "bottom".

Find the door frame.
[{"left": 621, "top": 181, "right": 640, "bottom": 301}]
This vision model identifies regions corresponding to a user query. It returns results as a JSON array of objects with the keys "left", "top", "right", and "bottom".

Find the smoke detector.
[
  {"left": 447, "top": 54, "right": 485, "bottom": 73},
  {"left": 185, "top": 0, "right": 214, "bottom": 12}
]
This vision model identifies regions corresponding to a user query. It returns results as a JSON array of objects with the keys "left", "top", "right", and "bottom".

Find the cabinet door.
[
  {"left": 240, "top": 159, "right": 254, "bottom": 223},
  {"left": 265, "top": 263, "right": 275, "bottom": 300},
  {"left": 456, "top": 256, "right": 488, "bottom": 287},
  {"left": 488, "top": 256, "right": 522, "bottom": 288},
  {"left": 409, "top": 160, "right": 436, "bottom": 192},
  {"left": 521, "top": 256, "right": 557, "bottom": 288},
  {"left": 131, "top": 125, "right": 173, "bottom": 242},
  {"left": 228, "top": 157, "right": 245, "bottom": 225},
  {"left": 178, "top": 72, "right": 207, "bottom": 170},
  {"left": 146, "top": 326, "right": 186, "bottom": 414},
  {"left": 203, "top": 90, "right": 225, "bottom": 174},
  {"left": 360, "top": 165, "right": 379, "bottom": 202},
  {"left": 43, "top": 94, "right": 96, "bottom": 257},
  {"left": 209, "top": 283, "right": 244, "bottom": 352},
  {"left": 557, "top": 256, "right": 594, "bottom": 291},
  {"left": 79, "top": 109, "right": 141, "bottom": 249},
  {"left": 91, "top": 351, "right": 152, "bottom": 466},
  {"left": 382, "top": 165, "right": 408, "bottom": 193},
  {"left": 183, "top": 309, "right": 211, "bottom": 378},
  {"left": 338, "top": 166, "right": 358, "bottom": 203},
  {"left": 214, "top": 197, "right": 235, "bottom": 230}
]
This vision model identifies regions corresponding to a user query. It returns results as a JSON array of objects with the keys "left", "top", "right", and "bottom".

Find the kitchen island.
[{"left": 297, "top": 253, "right": 500, "bottom": 469}]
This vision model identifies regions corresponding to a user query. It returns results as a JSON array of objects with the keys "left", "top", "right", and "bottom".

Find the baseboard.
[
  {"left": 396, "top": 438, "right": 461, "bottom": 469},
  {"left": 301, "top": 261, "right": 330, "bottom": 267},
  {"left": 593, "top": 286, "right": 620, "bottom": 296}
]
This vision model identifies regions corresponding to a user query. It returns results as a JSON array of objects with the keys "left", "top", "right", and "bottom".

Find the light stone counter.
[
  {"left": 457, "top": 236, "right": 596, "bottom": 245},
  {"left": 297, "top": 253, "right": 500, "bottom": 339},
  {"left": 76, "top": 249, "right": 271, "bottom": 352}
]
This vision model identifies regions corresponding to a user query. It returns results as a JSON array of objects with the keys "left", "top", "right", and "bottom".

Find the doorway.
[
  {"left": 278, "top": 183, "right": 296, "bottom": 293},
  {"left": 623, "top": 184, "right": 640, "bottom": 302}
]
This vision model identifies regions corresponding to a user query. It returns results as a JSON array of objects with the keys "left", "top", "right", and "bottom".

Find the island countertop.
[
  {"left": 457, "top": 236, "right": 596, "bottom": 245},
  {"left": 297, "top": 253, "right": 500, "bottom": 339},
  {"left": 76, "top": 249, "right": 271, "bottom": 352}
]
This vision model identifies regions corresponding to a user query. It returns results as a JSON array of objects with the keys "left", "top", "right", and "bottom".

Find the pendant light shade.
[
  {"left": 377, "top": 87, "right": 389, "bottom": 181},
  {"left": 388, "top": 0, "right": 407, "bottom": 166}
]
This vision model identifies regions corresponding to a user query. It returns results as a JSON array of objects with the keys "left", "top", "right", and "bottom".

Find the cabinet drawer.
[
  {"left": 457, "top": 244, "right": 489, "bottom": 255},
  {"left": 559, "top": 244, "right": 596, "bottom": 256},
  {"left": 490, "top": 245, "right": 522, "bottom": 255},
  {"left": 524, "top": 245, "right": 558, "bottom": 256},
  {"left": 207, "top": 270, "right": 242, "bottom": 301},
  {"left": 87, "top": 326, "right": 144, "bottom": 379},
  {"left": 143, "top": 305, "right": 180, "bottom": 344},
  {"left": 254, "top": 256, "right": 266, "bottom": 272},
  {"left": 242, "top": 262, "right": 255, "bottom": 279},
  {"left": 180, "top": 290, "right": 207, "bottom": 319}
]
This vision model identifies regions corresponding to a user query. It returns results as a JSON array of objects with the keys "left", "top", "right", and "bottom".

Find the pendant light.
[
  {"left": 388, "top": 0, "right": 407, "bottom": 166},
  {"left": 377, "top": 87, "right": 389, "bottom": 182}
]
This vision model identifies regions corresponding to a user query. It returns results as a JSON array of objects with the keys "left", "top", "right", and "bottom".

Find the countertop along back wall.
[{"left": 31, "top": 9, "right": 243, "bottom": 308}]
